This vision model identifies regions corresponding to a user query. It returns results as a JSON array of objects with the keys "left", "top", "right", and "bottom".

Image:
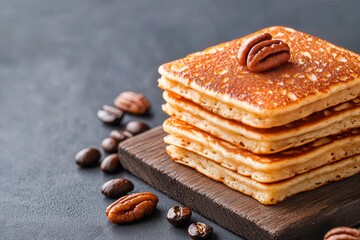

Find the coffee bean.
[
  {"left": 167, "top": 206, "right": 192, "bottom": 227},
  {"left": 75, "top": 147, "right": 101, "bottom": 168},
  {"left": 100, "top": 154, "right": 121, "bottom": 174},
  {"left": 97, "top": 105, "right": 124, "bottom": 125},
  {"left": 188, "top": 222, "right": 213, "bottom": 239},
  {"left": 114, "top": 91, "right": 150, "bottom": 115},
  {"left": 101, "top": 178, "right": 134, "bottom": 199},
  {"left": 101, "top": 137, "right": 119, "bottom": 153},
  {"left": 109, "top": 130, "right": 133, "bottom": 142},
  {"left": 125, "top": 121, "right": 150, "bottom": 135}
]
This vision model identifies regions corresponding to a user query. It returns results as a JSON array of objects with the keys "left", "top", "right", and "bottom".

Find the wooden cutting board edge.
[{"left": 118, "top": 126, "right": 360, "bottom": 240}]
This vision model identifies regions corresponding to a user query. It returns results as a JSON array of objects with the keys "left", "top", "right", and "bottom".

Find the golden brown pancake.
[
  {"left": 166, "top": 145, "right": 360, "bottom": 205},
  {"left": 159, "top": 26, "right": 360, "bottom": 128},
  {"left": 163, "top": 117, "right": 360, "bottom": 183},
  {"left": 162, "top": 90, "right": 360, "bottom": 153},
  {"left": 158, "top": 26, "right": 360, "bottom": 205}
]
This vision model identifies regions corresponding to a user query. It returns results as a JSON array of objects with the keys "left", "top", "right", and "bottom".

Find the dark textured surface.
[{"left": 0, "top": 0, "right": 359, "bottom": 239}]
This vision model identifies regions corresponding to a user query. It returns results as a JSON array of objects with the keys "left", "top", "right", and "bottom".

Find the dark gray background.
[{"left": 1, "top": 0, "right": 359, "bottom": 239}]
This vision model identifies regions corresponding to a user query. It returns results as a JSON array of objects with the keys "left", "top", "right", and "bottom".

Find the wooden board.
[{"left": 118, "top": 126, "right": 360, "bottom": 240}]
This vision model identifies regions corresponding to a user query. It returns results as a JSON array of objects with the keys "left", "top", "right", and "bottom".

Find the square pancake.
[
  {"left": 158, "top": 26, "right": 360, "bottom": 128},
  {"left": 166, "top": 145, "right": 360, "bottom": 205},
  {"left": 162, "top": 91, "right": 360, "bottom": 153},
  {"left": 163, "top": 117, "right": 360, "bottom": 183}
]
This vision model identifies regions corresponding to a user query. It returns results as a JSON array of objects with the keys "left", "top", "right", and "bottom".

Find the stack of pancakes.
[{"left": 158, "top": 26, "right": 360, "bottom": 205}]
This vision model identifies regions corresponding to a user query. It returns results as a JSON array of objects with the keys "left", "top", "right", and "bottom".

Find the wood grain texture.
[{"left": 118, "top": 126, "right": 360, "bottom": 240}]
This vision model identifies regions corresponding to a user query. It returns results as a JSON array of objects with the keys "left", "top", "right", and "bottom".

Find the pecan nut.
[
  {"left": 323, "top": 226, "right": 360, "bottom": 240},
  {"left": 106, "top": 192, "right": 158, "bottom": 224},
  {"left": 247, "top": 40, "right": 290, "bottom": 72},
  {"left": 237, "top": 33, "right": 272, "bottom": 66},
  {"left": 237, "top": 33, "right": 290, "bottom": 72},
  {"left": 114, "top": 91, "right": 150, "bottom": 115}
]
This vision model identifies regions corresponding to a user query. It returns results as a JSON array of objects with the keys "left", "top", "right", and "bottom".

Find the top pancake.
[{"left": 159, "top": 26, "right": 360, "bottom": 127}]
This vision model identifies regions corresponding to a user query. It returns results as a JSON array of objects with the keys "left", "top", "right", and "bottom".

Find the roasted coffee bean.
[
  {"left": 188, "top": 222, "right": 213, "bottom": 239},
  {"left": 167, "top": 206, "right": 192, "bottom": 227},
  {"left": 125, "top": 121, "right": 150, "bottom": 135},
  {"left": 75, "top": 147, "right": 101, "bottom": 168},
  {"left": 97, "top": 105, "right": 124, "bottom": 125},
  {"left": 101, "top": 178, "right": 134, "bottom": 199},
  {"left": 109, "top": 130, "right": 133, "bottom": 142},
  {"left": 100, "top": 154, "right": 122, "bottom": 174},
  {"left": 114, "top": 91, "right": 150, "bottom": 115},
  {"left": 101, "top": 137, "right": 119, "bottom": 153}
]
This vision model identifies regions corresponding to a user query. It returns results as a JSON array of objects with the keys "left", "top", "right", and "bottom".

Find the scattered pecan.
[
  {"left": 106, "top": 192, "right": 158, "bottom": 224},
  {"left": 114, "top": 91, "right": 150, "bottom": 115},
  {"left": 323, "top": 226, "right": 360, "bottom": 240},
  {"left": 237, "top": 33, "right": 290, "bottom": 72}
]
